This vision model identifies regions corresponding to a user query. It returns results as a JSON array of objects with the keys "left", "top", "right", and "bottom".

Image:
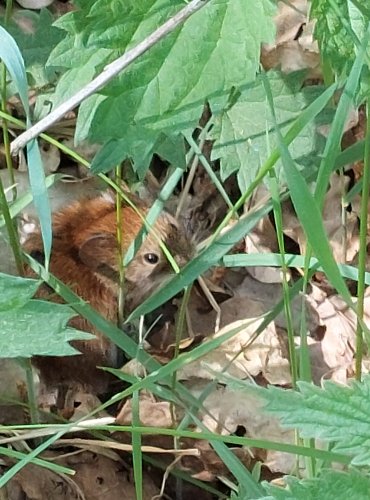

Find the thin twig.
[{"left": 11, "top": 0, "right": 210, "bottom": 154}]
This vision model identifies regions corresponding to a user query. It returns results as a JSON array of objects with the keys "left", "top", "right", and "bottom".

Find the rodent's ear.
[{"left": 79, "top": 233, "right": 119, "bottom": 283}]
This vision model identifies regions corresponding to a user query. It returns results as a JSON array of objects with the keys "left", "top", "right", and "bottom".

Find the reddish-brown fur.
[{"left": 24, "top": 194, "right": 192, "bottom": 393}]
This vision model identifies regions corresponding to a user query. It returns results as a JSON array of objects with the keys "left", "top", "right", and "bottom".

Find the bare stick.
[{"left": 11, "top": 0, "right": 209, "bottom": 155}]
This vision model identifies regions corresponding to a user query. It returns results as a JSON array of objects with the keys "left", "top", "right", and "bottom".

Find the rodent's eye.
[{"left": 144, "top": 252, "right": 160, "bottom": 265}]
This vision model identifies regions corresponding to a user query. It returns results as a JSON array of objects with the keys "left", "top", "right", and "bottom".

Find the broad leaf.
[
  {"left": 246, "top": 376, "right": 370, "bottom": 465},
  {"left": 210, "top": 71, "right": 327, "bottom": 185},
  {"left": 47, "top": 0, "right": 276, "bottom": 173},
  {"left": 310, "top": 0, "right": 368, "bottom": 78},
  {"left": 259, "top": 469, "right": 370, "bottom": 500},
  {"left": 0, "top": 273, "right": 40, "bottom": 311},
  {"left": 0, "top": 300, "right": 93, "bottom": 358}
]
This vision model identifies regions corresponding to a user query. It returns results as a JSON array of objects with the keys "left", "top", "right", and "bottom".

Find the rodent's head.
[
  {"left": 124, "top": 211, "right": 193, "bottom": 311},
  {"left": 74, "top": 198, "right": 193, "bottom": 313}
]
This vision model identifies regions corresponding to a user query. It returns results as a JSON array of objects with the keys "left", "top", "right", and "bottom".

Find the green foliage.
[
  {"left": 0, "top": 26, "right": 52, "bottom": 269},
  {"left": 257, "top": 469, "right": 370, "bottom": 500},
  {"left": 0, "top": 272, "right": 40, "bottom": 311},
  {"left": 246, "top": 375, "right": 370, "bottom": 466},
  {"left": 210, "top": 71, "right": 327, "bottom": 186},
  {"left": 45, "top": 0, "right": 276, "bottom": 174},
  {"left": 0, "top": 273, "right": 93, "bottom": 358},
  {"left": 310, "top": 0, "right": 369, "bottom": 79},
  {"left": 3, "top": 9, "right": 64, "bottom": 87}
]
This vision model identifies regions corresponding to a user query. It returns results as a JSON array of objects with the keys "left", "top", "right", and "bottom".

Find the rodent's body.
[{"left": 23, "top": 193, "right": 192, "bottom": 393}]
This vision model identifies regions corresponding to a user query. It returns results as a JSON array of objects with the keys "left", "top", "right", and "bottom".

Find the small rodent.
[{"left": 23, "top": 192, "right": 192, "bottom": 395}]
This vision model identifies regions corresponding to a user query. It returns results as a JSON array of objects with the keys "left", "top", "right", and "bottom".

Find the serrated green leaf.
[
  {"left": 0, "top": 273, "right": 40, "bottom": 311},
  {"left": 154, "top": 133, "right": 186, "bottom": 170},
  {"left": 247, "top": 376, "right": 370, "bottom": 465},
  {"left": 210, "top": 71, "right": 325, "bottom": 184},
  {"left": 48, "top": 0, "right": 276, "bottom": 171},
  {"left": 90, "top": 131, "right": 186, "bottom": 176},
  {"left": 0, "top": 300, "right": 93, "bottom": 358},
  {"left": 35, "top": 48, "right": 111, "bottom": 119},
  {"left": 260, "top": 469, "right": 370, "bottom": 500},
  {"left": 310, "top": 0, "right": 368, "bottom": 76}
]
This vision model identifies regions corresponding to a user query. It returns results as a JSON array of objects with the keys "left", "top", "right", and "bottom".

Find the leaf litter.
[{"left": 1, "top": 0, "right": 370, "bottom": 497}]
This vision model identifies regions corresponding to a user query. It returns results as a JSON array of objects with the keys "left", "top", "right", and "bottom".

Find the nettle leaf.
[
  {"left": 260, "top": 469, "right": 370, "bottom": 500},
  {"left": 0, "top": 300, "right": 93, "bottom": 358},
  {"left": 3, "top": 9, "right": 64, "bottom": 87},
  {"left": 47, "top": 0, "right": 275, "bottom": 172},
  {"left": 0, "top": 273, "right": 41, "bottom": 311},
  {"left": 90, "top": 132, "right": 186, "bottom": 179},
  {"left": 250, "top": 376, "right": 370, "bottom": 465},
  {"left": 210, "top": 71, "right": 325, "bottom": 186},
  {"left": 310, "top": 0, "right": 367, "bottom": 76}
]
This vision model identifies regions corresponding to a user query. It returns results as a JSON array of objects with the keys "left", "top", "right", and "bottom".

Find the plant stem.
[
  {"left": 23, "top": 358, "right": 39, "bottom": 425},
  {"left": 355, "top": 98, "right": 370, "bottom": 380},
  {"left": 1, "top": 0, "right": 16, "bottom": 201},
  {"left": 0, "top": 173, "right": 24, "bottom": 275}
]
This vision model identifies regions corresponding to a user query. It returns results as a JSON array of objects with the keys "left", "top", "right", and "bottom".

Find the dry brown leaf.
[
  {"left": 5, "top": 451, "right": 159, "bottom": 500},
  {"left": 117, "top": 392, "right": 174, "bottom": 428},
  {"left": 261, "top": 0, "right": 320, "bottom": 76},
  {"left": 282, "top": 173, "right": 359, "bottom": 263},
  {"left": 193, "top": 384, "right": 296, "bottom": 474},
  {"left": 234, "top": 274, "right": 324, "bottom": 337},
  {"left": 177, "top": 316, "right": 291, "bottom": 386}
]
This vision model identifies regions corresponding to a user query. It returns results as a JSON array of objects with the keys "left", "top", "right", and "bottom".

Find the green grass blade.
[
  {"left": 315, "top": 25, "right": 370, "bottom": 206},
  {"left": 0, "top": 445, "right": 74, "bottom": 476},
  {"left": 25, "top": 140, "right": 52, "bottom": 269},
  {"left": 262, "top": 73, "right": 352, "bottom": 305},
  {"left": 0, "top": 26, "right": 29, "bottom": 116},
  {"left": 222, "top": 253, "right": 370, "bottom": 284},
  {"left": 0, "top": 26, "right": 52, "bottom": 269}
]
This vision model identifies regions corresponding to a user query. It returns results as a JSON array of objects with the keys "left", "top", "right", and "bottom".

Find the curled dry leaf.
[
  {"left": 234, "top": 274, "right": 324, "bottom": 338},
  {"left": 192, "top": 384, "right": 296, "bottom": 474},
  {"left": 177, "top": 316, "right": 291, "bottom": 386},
  {"left": 5, "top": 451, "right": 159, "bottom": 500},
  {"left": 282, "top": 173, "right": 359, "bottom": 263},
  {"left": 261, "top": 0, "right": 320, "bottom": 77},
  {"left": 305, "top": 290, "right": 370, "bottom": 384},
  {"left": 117, "top": 392, "right": 174, "bottom": 428}
]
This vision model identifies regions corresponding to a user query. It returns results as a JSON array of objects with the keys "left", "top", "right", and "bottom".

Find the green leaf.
[
  {"left": 0, "top": 26, "right": 52, "bottom": 269},
  {"left": 3, "top": 9, "right": 64, "bottom": 87},
  {"left": 0, "top": 25, "right": 29, "bottom": 115},
  {"left": 90, "top": 132, "right": 185, "bottom": 177},
  {"left": 48, "top": 0, "right": 276, "bottom": 172},
  {"left": 0, "top": 273, "right": 40, "bottom": 311},
  {"left": 26, "top": 139, "right": 52, "bottom": 270},
  {"left": 260, "top": 469, "right": 370, "bottom": 500},
  {"left": 310, "top": 0, "right": 368, "bottom": 77},
  {"left": 210, "top": 71, "right": 325, "bottom": 184},
  {"left": 262, "top": 73, "right": 352, "bottom": 304},
  {"left": 0, "top": 300, "right": 93, "bottom": 358},
  {"left": 248, "top": 375, "right": 370, "bottom": 465}
]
